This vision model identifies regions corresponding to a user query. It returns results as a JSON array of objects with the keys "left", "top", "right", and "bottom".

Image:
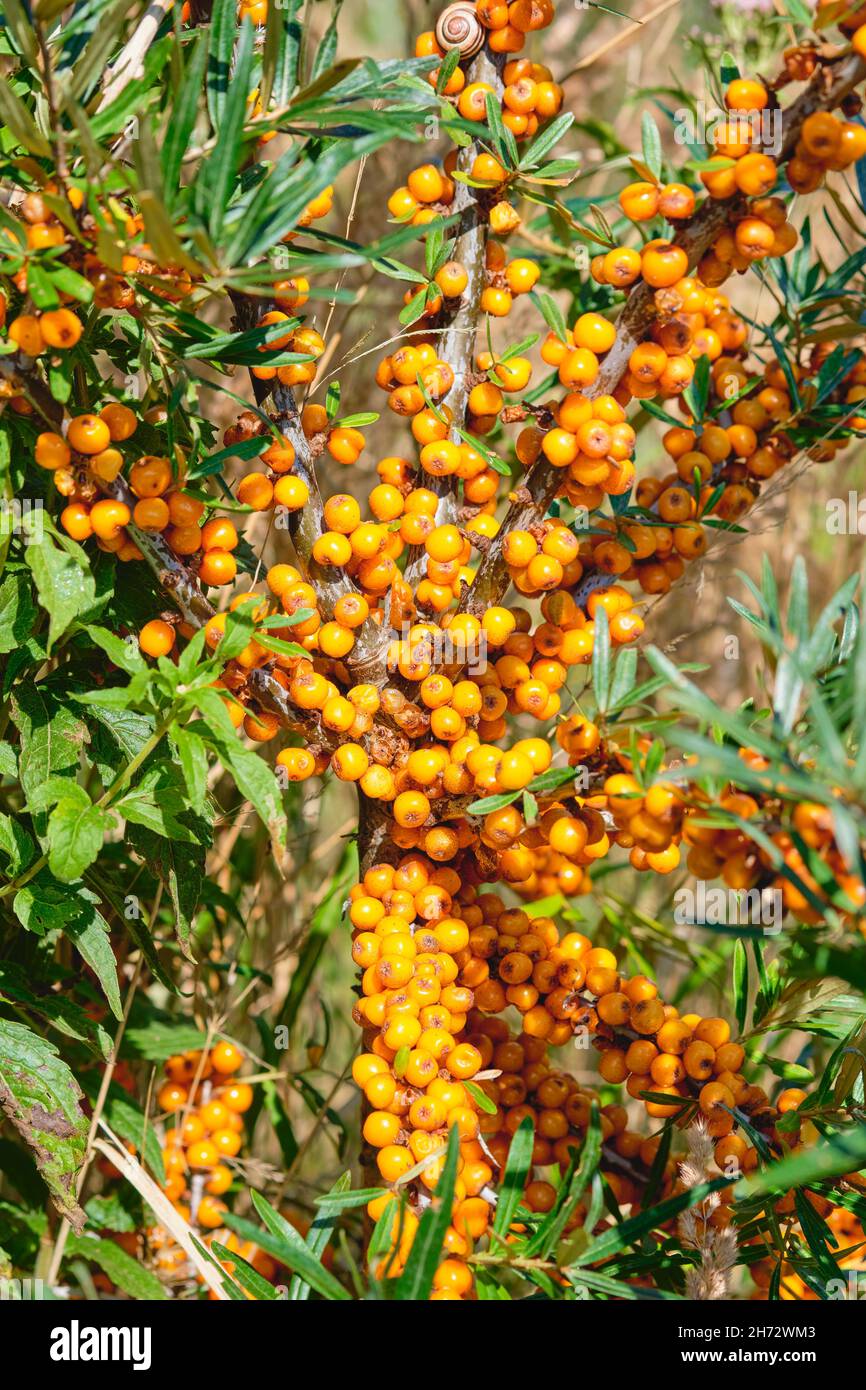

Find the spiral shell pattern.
[{"left": 435, "top": 2, "right": 485, "bottom": 58}]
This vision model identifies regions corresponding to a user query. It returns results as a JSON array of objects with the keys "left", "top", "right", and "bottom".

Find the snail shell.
[{"left": 435, "top": 3, "right": 485, "bottom": 58}]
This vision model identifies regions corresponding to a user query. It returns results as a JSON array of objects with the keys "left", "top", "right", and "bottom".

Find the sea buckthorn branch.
[
  {"left": 344, "top": 657, "right": 866, "bottom": 1292},
  {"left": 104, "top": 473, "right": 219, "bottom": 629},
  {"left": 358, "top": 793, "right": 402, "bottom": 873},
  {"left": 348, "top": 852, "right": 820, "bottom": 1285},
  {"left": 774, "top": 49, "right": 866, "bottom": 153},
  {"left": 0, "top": 348, "right": 64, "bottom": 427},
  {"left": 27, "top": 400, "right": 359, "bottom": 750},
  {"left": 139, "top": 1041, "right": 273, "bottom": 1287},
  {"left": 29, "top": 407, "right": 350, "bottom": 750},
  {"left": 268, "top": 378, "right": 394, "bottom": 679},
  {"left": 459, "top": 240, "right": 732, "bottom": 616},
  {"left": 334, "top": 18, "right": 866, "bottom": 1292},
  {"left": 228, "top": 285, "right": 392, "bottom": 681},
  {"left": 462, "top": 46, "right": 866, "bottom": 619},
  {"left": 404, "top": 40, "right": 506, "bottom": 574},
  {"left": 245, "top": 662, "right": 361, "bottom": 755},
  {"left": 3, "top": 343, "right": 217, "bottom": 629},
  {"left": 229, "top": 292, "right": 345, "bottom": 596}
]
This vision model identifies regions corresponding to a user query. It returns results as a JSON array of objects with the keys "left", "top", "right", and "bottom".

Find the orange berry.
[
  {"left": 60, "top": 503, "right": 92, "bottom": 541},
  {"left": 8, "top": 314, "right": 45, "bottom": 356},
  {"left": 40, "top": 308, "right": 82, "bottom": 349},
  {"left": 90, "top": 499, "right": 131, "bottom": 540},
  {"left": 187, "top": 1141, "right": 219, "bottom": 1170},
  {"left": 619, "top": 181, "right": 659, "bottom": 221},
  {"left": 34, "top": 432, "right": 71, "bottom": 470},
  {"left": 725, "top": 78, "right": 768, "bottom": 111},
  {"left": 139, "top": 619, "right": 175, "bottom": 658},
  {"left": 641, "top": 243, "right": 689, "bottom": 288},
  {"left": 198, "top": 550, "right": 237, "bottom": 586},
  {"left": 68, "top": 414, "right": 112, "bottom": 455},
  {"left": 211, "top": 1042, "right": 244, "bottom": 1075}
]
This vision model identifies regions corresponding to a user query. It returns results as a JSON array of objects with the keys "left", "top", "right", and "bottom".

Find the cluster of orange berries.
[
  {"left": 8, "top": 169, "right": 334, "bottom": 557},
  {"left": 44, "top": 418, "right": 228, "bottom": 579},
  {"left": 165, "top": 378, "right": 650, "bottom": 737},
  {"left": 696, "top": 76, "right": 864, "bottom": 206},
  {"left": 369, "top": 49, "right": 856, "bottom": 660},
  {"left": 155, "top": 1043, "right": 250, "bottom": 1219},
  {"left": 145, "top": 1042, "right": 256, "bottom": 1282},
  {"left": 515, "top": 721, "right": 865, "bottom": 927},
  {"left": 7, "top": 307, "right": 82, "bottom": 358},
  {"left": 5, "top": 184, "right": 192, "bottom": 334},
  {"left": 473, "top": 1020, "right": 675, "bottom": 1211},
  {"left": 497, "top": 54, "right": 565, "bottom": 142},
  {"left": 9, "top": 0, "right": 864, "bottom": 1304},
  {"left": 348, "top": 855, "right": 659, "bottom": 1295},
  {"left": 624, "top": 338, "right": 866, "bottom": 585},
  {"left": 1, "top": 189, "right": 85, "bottom": 381},
  {"left": 218, "top": 415, "right": 311, "bottom": 517},
  {"left": 413, "top": 3, "right": 560, "bottom": 122},
  {"left": 70, "top": 17, "right": 860, "bottom": 883},
  {"left": 183, "top": 561, "right": 639, "bottom": 814},
  {"left": 703, "top": 197, "right": 798, "bottom": 280},
  {"left": 680, "top": 774, "right": 866, "bottom": 927},
  {"left": 349, "top": 858, "right": 490, "bottom": 1295},
  {"left": 787, "top": 107, "right": 866, "bottom": 194},
  {"left": 174, "top": 303, "right": 861, "bottom": 673},
  {"left": 112, "top": 22, "right": 864, "bottom": 881},
  {"left": 346, "top": 842, "right": 820, "bottom": 1295},
  {"left": 366, "top": 1027, "right": 681, "bottom": 1295},
  {"left": 34, "top": 405, "right": 148, "bottom": 560},
  {"left": 562, "top": 333, "right": 863, "bottom": 606},
  {"left": 143, "top": 1063, "right": 324, "bottom": 1299}
]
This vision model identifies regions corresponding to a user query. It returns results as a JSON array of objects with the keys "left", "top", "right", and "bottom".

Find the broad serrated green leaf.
[
  {"left": 63, "top": 885, "right": 123, "bottom": 1020},
  {"left": 0, "top": 1019, "right": 88, "bottom": 1229},
  {"left": 26, "top": 530, "right": 96, "bottom": 651}
]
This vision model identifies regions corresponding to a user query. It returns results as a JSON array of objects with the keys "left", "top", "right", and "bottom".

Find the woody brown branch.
[{"left": 228, "top": 289, "right": 389, "bottom": 677}]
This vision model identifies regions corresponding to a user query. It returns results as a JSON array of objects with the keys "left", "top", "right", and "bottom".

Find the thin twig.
[
  {"left": 563, "top": 0, "right": 683, "bottom": 79},
  {"left": 99, "top": 0, "right": 175, "bottom": 112},
  {"left": 46, "top": 953, "right": 145, "bottom": 1286}
]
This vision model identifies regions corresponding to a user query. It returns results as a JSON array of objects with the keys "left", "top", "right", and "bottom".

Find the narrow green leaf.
[
  {"left": 289, "top": 1172, "right": 351, "bottom": 1300},
  {"left": 311, "top": 0, "right": 345, "bottom": 82},
  {"left": 640, "top": 111, "right": 663, "bottom": 181},
  {"left": 394, "top": 1128, "right": 460, "bottom": 1300},
  {"left": 207, "top": 0, "right": 238, "bottom": 128},
  {"left": 733, "top": 939, "right": 749, "bottom": 1034},
  {"left": 592, "top": 607, "right": 611, "bottom": 713},
  {"left": 161, "top": 30, "right": 209, "bottom": 199},
  {"left": 492, "top": 1116, "right": 535, "bottom": 1239},
  {"left": 206, "top": 18, "right": 256, "bottom": 242}
]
